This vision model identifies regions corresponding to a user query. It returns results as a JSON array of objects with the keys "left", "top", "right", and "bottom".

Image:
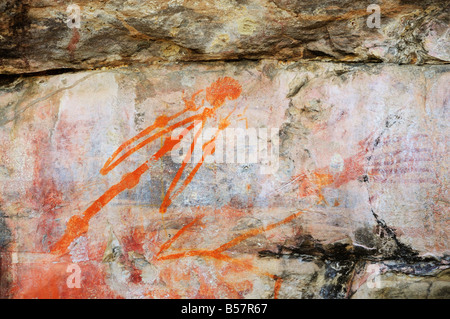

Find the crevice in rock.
[
  {"left": 0, "top": 67, "right": 83, "bottom": 85},
  {"left": 258, "top": 233, "right": 449, "bottom": 298}
]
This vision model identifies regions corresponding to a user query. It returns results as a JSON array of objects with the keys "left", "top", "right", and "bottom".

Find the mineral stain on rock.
[
  {"left": 0, "top": 209, "right": 12, "bottom": 298},
  {"left": 0, "top": 211, "right": 11, "bottom": 250}
]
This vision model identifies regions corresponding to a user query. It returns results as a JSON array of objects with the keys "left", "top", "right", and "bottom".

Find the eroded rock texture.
[
  {"left": 0, "top": 1, "right": 448, "bottom": 299},
  {"left": 0, "top": 0, "right": 449, "bottom": 74}
]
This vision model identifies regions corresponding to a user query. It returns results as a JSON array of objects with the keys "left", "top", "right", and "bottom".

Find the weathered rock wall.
[
  {"left": 0, "top": 0, "right": 449, "bottom": 74},
  {"left": 0, "top": 1, "right": 448, "bottom": 299}
]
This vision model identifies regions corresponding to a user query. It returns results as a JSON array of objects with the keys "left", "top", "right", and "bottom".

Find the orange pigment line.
[
  {"left": 154, "top": 212, "right": 302, "bottom": 299},
  {"left": 157, "top": 79, "right": 241, "bottom": 213},
  {"left": 156, "top": 249, "right": 232, "bottom": 262},
  {"left": 101, "top": 90, "right": 204, "bottom": 175},
  {"left": 155, "top": 211, "right": 304, "bottom": 296},
  {"left": 165, "top": 106, "right": 236, "bottom": 207},
  {"left": 170, "top": 128, "right": 224, "bottom": 201},
  {"left": 159, "top": 103, "right": 237, "bottom": 214},
  {"left": 170, "top": 144, "right": 214, "bottom": 201},
  {"left": 273, "top": 276, "right": 283, "bottom": 299},
  {"left": 156, "top": 210, "right": 304, "bottom": 262},
  {"left": 159, "top": 120, "right": 205, "bottom": 215},
  {"left": 156, "top": 215, "right": 203, "bottom": 257}
]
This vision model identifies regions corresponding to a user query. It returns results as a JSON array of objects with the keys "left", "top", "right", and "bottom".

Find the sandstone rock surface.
[
  {"left": 0, "top": 0, "right": 449, "bottom": 74},
  {"left": 0, "top": 0, "right": 448, "bottom": 299}
]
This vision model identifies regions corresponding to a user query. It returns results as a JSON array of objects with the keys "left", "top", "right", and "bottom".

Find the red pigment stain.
[
  {"left": 12, "top": 262, "right": 121, "bottom": 299},
  {"left": 27, "top": 129, "right": 65, "bottom": 251},
  {"left": 67, "top": 28, "right": 80, "bottom": 56},
  {"left": 122, "top": 227, "right": 146, "bottom": 255},
  {"left": 292, "top": 136, "right": 372, "bottom": 204},
  {"left": 292, "top": 132, "right": 434, "bottom": 204}
]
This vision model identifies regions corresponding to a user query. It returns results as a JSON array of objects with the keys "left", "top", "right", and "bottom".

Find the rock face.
[
  {"left": 0, "top": 0, "right": 449, "bottom": 74},
  {"left": 0, "top": 1, "right": 448, "bottom": 299}
]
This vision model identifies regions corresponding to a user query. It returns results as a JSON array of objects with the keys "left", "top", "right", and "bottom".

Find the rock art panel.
[{"left": 0, "top": 61, "right": 448, "bottom": 298}]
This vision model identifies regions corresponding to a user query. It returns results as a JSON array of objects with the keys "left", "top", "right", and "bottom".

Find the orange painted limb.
[
  {"left": 169, "top": 146, "right": 214, "bottom": 201},
  {"left": 101, "top": 90, "right": 204, "bottom": 175},
  {"left": 154, "top": 212, "right": 303, "bottom": 299},
  {"left": 100, "top": 113, "right": 205, "bottom": 175},
  {"left": 156, "top": 249, "right": 234, "bottom": 263},
  {"left": 101, "top": 118, "right": 167, "bottom": 174},
  {"left": 156, "top": 210, "right": 304, "bottom": 261},
  {"left": 159, "top": 121, "right": 205, "bottom": 215},
  {"left": 163, "top": 106, "right": 237, "bottom": 208},
  {"left": 156, "top": 215, "right": 203, "bottom": 257},
  {"left": 273, "top": 276, "right": 283, "bottom": 299},
  {"left": 155, "top": 210, "right": 304, "bottom": 296},
  {"left": 51, "top": 162, "right": 150, "bottom": 255},
  {"left": 101, "top": 101, "right": 227, "bottom": 176},
  {"left": 216, "top": 210, "right": 303, "bottom": 253},
  {"left": 159, "top": 104, "right": 238, "bottom": 214},
  {"left": 169, "top": 130, "right": 222, "bottom": 201}
]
